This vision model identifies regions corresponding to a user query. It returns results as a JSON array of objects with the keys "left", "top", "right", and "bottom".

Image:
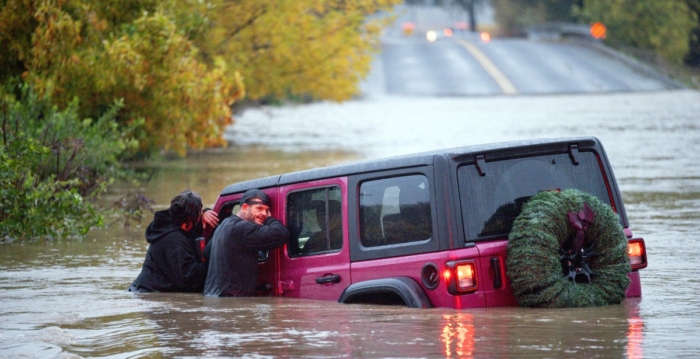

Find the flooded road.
[{"left": 2, "top": 89, "right": 699, "bottom": 358}]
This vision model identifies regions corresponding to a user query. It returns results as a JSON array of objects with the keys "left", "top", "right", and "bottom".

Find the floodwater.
[{"left": 2, "top": 89, "right": 700, "bottom": 358}]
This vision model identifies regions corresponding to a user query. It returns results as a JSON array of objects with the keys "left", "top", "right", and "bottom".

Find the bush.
[
  {"left": 0, "top": 84, "right": 138, "bottom": 242},
  {"left": 576, "top": 0, "right": 696, "bottom": 65},
  {"left": 491, "top": 0, "right": 698, "bottom": 65}
]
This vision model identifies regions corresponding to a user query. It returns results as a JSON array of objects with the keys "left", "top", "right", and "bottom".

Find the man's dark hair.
[{"left": 169, "top": 190, "right": 203, "bottom": 226}]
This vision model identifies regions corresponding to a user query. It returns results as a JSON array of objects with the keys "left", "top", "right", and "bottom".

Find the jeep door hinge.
[
  {"left": 569, "top": 144, "right": 580, "bottom": 165},
  {"left": 278, "top": 280, "right": 294, "bottom": 294},
  {"left": 475, "top": 155, "right": 487, "bottom": 176}
]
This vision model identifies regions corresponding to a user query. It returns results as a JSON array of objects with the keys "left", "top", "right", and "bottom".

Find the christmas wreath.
[{"left": 506, "top": 189, "right": 631, "bottom": 308}]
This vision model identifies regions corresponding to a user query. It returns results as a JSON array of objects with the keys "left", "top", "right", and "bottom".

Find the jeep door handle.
[
  {"left": 316, "top": 274, "right": 341, "bottom": 284},
  {"left": 490, "top": 257, "right": 502, "bottom": 289}
]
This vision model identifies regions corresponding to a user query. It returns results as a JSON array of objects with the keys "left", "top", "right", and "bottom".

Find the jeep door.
[
  {"left": 345, "top": 169, "right": 489, "bottom": 309},
  {"left": 208, "top": 190, "right": 281, "bottom": 297},
  {"left": 277, "top": 179, "right": 350, "bottom": 301}
]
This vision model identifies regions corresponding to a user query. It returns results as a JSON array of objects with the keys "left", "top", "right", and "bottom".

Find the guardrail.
[{"left": 526, "top": 22, "right": 596, "bottom": 41}]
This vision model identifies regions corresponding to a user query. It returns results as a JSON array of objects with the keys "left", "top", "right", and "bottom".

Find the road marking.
[{"left": 456, "top": 39, "right": 518, "bottom": 95}]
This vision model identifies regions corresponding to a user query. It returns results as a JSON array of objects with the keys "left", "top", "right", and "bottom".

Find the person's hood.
[{"left": 145, "top": 210, "right": 184, "bottom": 244}]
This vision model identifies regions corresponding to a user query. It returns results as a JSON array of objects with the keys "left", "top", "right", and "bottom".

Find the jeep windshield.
[{"left": 457, "top": 151, "right": 611, "bottom": 241}]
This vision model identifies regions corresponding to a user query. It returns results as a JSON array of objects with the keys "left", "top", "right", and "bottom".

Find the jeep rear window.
[
  {"left": 457, "top": 152, "right": 611, "bottom": 240},
  {"left": 359, "top": 175, "right": 433, "bottom": 247}
]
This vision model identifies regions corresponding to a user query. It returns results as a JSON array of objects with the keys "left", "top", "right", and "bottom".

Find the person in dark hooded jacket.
[{"left": 128, "top": 190, "right": 219, "bottom": 293}]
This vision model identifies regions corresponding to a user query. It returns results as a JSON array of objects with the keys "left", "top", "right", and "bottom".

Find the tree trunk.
[{"left": 468, "top": 1, "right": 477, "bottom": 32}]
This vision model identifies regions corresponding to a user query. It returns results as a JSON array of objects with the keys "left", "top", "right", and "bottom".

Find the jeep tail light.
[
  {"left": 445, "top": 260, "right": 478, "bottom": 295},
  {"left": 628, "top": 238, "right": 647, "bottom": 270}
]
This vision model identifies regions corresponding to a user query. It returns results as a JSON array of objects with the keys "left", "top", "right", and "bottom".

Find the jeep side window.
[
  {"left": 457, "top": 152, "right": 611, "bottom": 240},
  {"left": 286, "top": 186, "right": 342, "bottom": 257},
  {"left": 359, "top": 175, "right": 433, "bottom": 247}
]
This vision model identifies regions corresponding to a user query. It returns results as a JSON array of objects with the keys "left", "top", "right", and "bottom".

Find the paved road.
[{"left": 369, "top": 5, "right": 679, "bottom": 97}]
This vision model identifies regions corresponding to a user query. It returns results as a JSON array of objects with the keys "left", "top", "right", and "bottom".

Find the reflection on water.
[
  {"left": 627, "top": 303, "right": 644, "bottom": 359},
  {"left": 441, "top": 312, "right": 474, "bottom": 358},
  {"left": 0, "top": 226, "right": 651, "bottom": 358},
  {"left": 2, "top": 90, "right": 700, "bottom": 358}
]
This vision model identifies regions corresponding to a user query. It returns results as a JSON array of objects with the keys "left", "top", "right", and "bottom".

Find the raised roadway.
[{"left": 374, "top": 5, "right": 680, "bottom": 97}]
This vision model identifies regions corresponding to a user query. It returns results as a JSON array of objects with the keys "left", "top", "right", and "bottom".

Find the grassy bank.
[{"left": 615, "top": 44, "right": 700, "bottom": 90}]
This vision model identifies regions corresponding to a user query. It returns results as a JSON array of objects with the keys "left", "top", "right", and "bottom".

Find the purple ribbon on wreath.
[
  {"left": 560, "top": 203, "right": 600, "bottom": 283},
  {"left": 569, "top": 203, "right": 594, "bottom": 253}
]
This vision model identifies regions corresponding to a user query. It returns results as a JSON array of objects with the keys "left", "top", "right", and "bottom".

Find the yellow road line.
[{"left": 456, "top": 39, "right": 517, "bottom": 95}]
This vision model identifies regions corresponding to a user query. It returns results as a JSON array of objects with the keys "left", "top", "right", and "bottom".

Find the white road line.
[{"left": 456, "top": 39, "right": 518, "bottom": 95}]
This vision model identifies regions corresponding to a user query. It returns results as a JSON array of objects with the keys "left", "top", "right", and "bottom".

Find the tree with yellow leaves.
[
  {"left": 1, "top": 0, "right": 243, "bottom": 156},
  {"left": 0, "top": 0, "right": 400, "bottom": 241},
  {"left": 198, "top": 0, "right": 399, "bottom": 102},
  {"left": 1, "top": 0, "right": 400, "bottom": 156}
]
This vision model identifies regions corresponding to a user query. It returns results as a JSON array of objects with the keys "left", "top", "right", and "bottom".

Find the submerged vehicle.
[{"left": 204, "top": 137, "right": 647, "bottom": 308}]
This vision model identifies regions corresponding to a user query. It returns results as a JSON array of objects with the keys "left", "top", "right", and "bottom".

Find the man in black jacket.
[
  {"left": 129, "top": 190, "right": 218, "bottom": 293},
  {"left": 204, "top": 189, "right": 289, "bottom": 297}
]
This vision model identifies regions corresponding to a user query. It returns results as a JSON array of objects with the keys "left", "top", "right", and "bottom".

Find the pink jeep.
[{"left": 205, "top": 137, "right": 647, "bottom": 308}]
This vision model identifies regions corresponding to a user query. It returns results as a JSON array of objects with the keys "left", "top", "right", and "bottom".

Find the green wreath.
[{"left": 506, "top": 189, "right": 631, "bottom": 308}]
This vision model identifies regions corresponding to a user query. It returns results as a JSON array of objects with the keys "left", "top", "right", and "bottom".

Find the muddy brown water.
[{"left": 2, "top": 90, "right": 699, "bottom": 358}]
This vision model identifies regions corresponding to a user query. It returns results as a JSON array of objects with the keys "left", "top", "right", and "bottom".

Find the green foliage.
[
  {"left": 506, "top": 189, "right": 630, "bottom": 308},
  {"left": 0, "top": 84, "right": 137, "bottom": 242},
  {"left": 491, "top": 0, "right": 698, "bottom": 65},
  {"left": 683, "top": 0, "right": 700, "bottom": 66},
  {"left": 577, "top": 0, "right": 697, "bottom": 64}
]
